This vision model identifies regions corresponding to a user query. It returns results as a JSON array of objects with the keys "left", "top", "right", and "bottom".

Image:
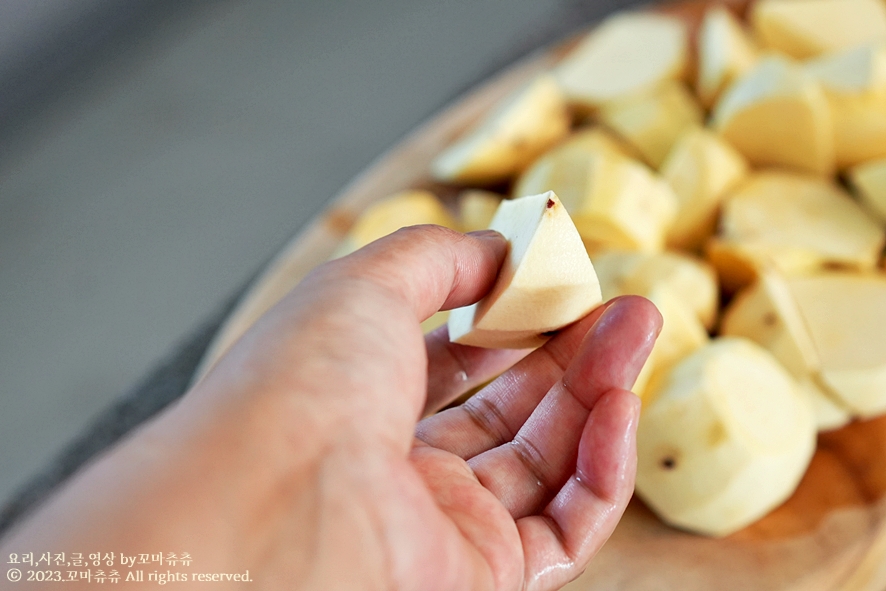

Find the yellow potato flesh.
[
  {"left": 431, "top": 74, "right": 570, "bottom": 185},
  {"left": 556, "top": 12, "right": 687, "bottom": 109},
  {"left": 592, "top": 249, "right": 719, "bottom": 330},
  {"left": 805, "top": 44, "right": 886, "bottom": 168},
  {"left": 712, "top": 57, "right": 834, "bottom": 175},
  {"left": 457, "top": 190, "right": 503, "bottom": 233},
  {"left": 637, "top": 338, "right": 816, "bottom": 537},
  {"left": 752, "top": 0, "right": 886, "bottom": 59},
  {"left": 598, "top": 81, "right": 704, "bottom": 169},
  {"left": 715, "top": 171, "right": 884, "bottom": 278},
  {"left": 517, "top": 144, "right": 676, "bottom": 254},
  {"left": 788, "top": 272, "right": 886, "bottom": 417},
  {"left": 849, "top": 156, "right": 886, "bottom": 223},
  {"left": 661, "top": 127, "right": 748, "bottom": 251},
  {"left": 697, "top": 5, "right": 759, "bottom": 109},
  {"left": 336, "top": 190, "right": 458, "bottom": 257}
]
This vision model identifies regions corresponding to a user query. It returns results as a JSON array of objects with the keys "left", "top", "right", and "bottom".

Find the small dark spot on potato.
[
  {"left": 546, "top": 198, "right": 555, "bottom": 209},
  {"left": 660, "top": 456, "right": 677, "bottom": 470},
  {"left": 762, "top": 312, "right": 778, "bottom": 327}
]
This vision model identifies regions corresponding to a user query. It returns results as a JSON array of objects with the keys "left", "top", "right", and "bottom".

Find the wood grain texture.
[{"left": 195, "top": 1, "right": 886, "bottom": 589}]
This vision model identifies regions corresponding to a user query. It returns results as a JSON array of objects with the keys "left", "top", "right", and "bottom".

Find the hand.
[{"left": 0, "top": 226, "right": 660, "bottom": 590}]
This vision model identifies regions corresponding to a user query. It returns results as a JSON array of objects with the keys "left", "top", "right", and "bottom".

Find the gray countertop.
[{"left": 0, "top": 0, "right": 644, "bottom": 533}]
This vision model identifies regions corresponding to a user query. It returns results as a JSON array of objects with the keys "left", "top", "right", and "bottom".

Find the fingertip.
[
  {"left": 561, "top": 296, "right": 662, "bottom": 401},
  {"left": 601, "top": 294, "right": 664, "bottom": 337}
]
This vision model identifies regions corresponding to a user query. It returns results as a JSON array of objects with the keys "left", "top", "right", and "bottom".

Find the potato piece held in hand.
[
  {"left": 334, "top": 190, "right": 458, "bottom": 258},
  {"left": 751, "top": 0, "right": 886, "bottom": 59},
  {"left": 637, "top": 338, "right": 816, "bottom": 537},
  {"left": 556, "top": 12, "right": 687, "bottom": 110},
  {"left": 598, "top": 81, "right": 704, "bottom": 169},
  {"left": 697, "top": 5, "right": 759, "bottom": 109},
  {"left": 661, "top": 127, "right": 748, "bottom": 251},
  {"left": 448, "top": 192, "right": 602, "bottom": 349},
  {"left": 712, "top": 56, "right": 833, "bottom": 175},
  {"left": 431, "top": 74, "right": 570, "bottom": 185}
]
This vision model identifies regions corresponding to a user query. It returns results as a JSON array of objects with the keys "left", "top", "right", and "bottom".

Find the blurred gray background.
[{"left": 0, "top": 0, "right": 641, "bottom": 504}]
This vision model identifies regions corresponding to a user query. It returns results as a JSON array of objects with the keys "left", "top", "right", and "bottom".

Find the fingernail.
[{"left": 466, "top": 229, "right": 505, "bottom": 241}]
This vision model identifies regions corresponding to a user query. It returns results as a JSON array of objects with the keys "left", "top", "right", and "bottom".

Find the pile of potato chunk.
[{"left": 337, "top": 0, "right": 886, "bottom": 537}]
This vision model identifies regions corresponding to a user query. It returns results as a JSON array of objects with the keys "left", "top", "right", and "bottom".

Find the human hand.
[{"left": 1, "top": 226, "right": 660, "bottom": 590}]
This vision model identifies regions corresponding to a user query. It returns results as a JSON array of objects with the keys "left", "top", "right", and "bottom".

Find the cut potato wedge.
[
  {"left": 448, "top": 192, "right": 602, "bottom": 349},
  {"left": 591, "top": 251, "right": 714, "bottom": 398},
  {"left": 661, "top": 127, "right": 749, "bottom": 251},
  {"left": 592, "top": 249, "right": 718, "bottom": 329},
  {"left": 720, "top": 270, "right": 819, "bottom": 379},
  {"left": 637, "top": 337, "right": 816, "bottom": 537},
  {"left": 719, "top": 270, "right": 850, "bottom": 430},
  {"left": 711, "top": 56, "right": 834, "bottom": 175},
  {"left": 805, "top": 44, "right": 886, "bottom": 169},
  {"left": 458, "top": 190, "right": 503, "bottom": 232},
  {"left": 598, "top": 81, "right": 704, "bottom": 169},
  {"left": 697, "top": 5, "right": 759, "bottom": 109},
  {"left": 556, "top": 11, "right": 688, "bottom": 110},
  {"left": 707, "top": 171, "right": 884, "bottom": 290},
  {"left": 848, "top": 155, "right": 886, "bottom": 224},
  {"left": 788, "top": 272, "right": 886, "bottom": 417},
  {"left": 515, "top": 145, "right": 677, "bottom": 253},
  {"left": 751, "top": 0, "right": 886, "bottom": 59},
  {"left": 431, "top": 74, "right": 570, "bottom": 185},
  {"left": 334, "top": 190, "right": 458, "bottom": 258}
]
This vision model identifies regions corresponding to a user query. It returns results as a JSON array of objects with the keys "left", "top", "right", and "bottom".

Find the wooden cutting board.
[{"left": 195, "top": 1, "right": 886, "bottom": 589}]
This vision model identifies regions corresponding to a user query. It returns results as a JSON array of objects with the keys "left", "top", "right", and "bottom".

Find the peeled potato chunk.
[
  {"left": 799, "top": 377, "right": 853, "bottom": 432},
  {"left": 804, "top": 44, "right": 886, "bottom": 169},
  {"left": 598, "top": 81, "right": 704, "bottom": 169},
  {"left": 335, "top": 190, "right": 458, "bottom": 257},
  {"left": 458, "top": 190, "right": 503, "bottom": 233},
  {"left": 848, "top": 155, "right": 886, "bottom": 224},
  {"left": 431, "top": 74, "right": 570, "bottom": 185},
  {"left": 592, "top": 249, "right": 718, "bottom": 329},
  {"left": 707, "top": 171, "right": 884, "bottom": 290},
  {"left": 752, "top": 0, "right": 886, "bottom": 59},
  {"left": 515, "top": 143, "right": 677, "bottom": 253},
  {"left": 711, "top": 56, "right": 833, "bottom": 175},
  {"left": 556, "top": 12, "right": 687, "bottom": 110},
  {"left": 448, "top": 192, "right": 602, "bottom": 349},
  {"left": 720, "top": 270, "right": 850, "bottom": 430},
  {"left": 634, "top": 286, "right": 710, "bottom": 401},
  {"left": 637, "top": 338, "right": 816, "bottom": 537},
  {"left": 661, "top": 127, "right": 749, "bottom": 251},
  {"left": 556, "top": 125, "right": 642, "bottom": 160},
  {"left": 697, "top": 5, "right": 759, "bottom": 109},
  {"left": 592, "top": 250, "right": 714, "bottom": 398},
  {"left": 788, "top": 272, "right": 886, "bottom": 417}
]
